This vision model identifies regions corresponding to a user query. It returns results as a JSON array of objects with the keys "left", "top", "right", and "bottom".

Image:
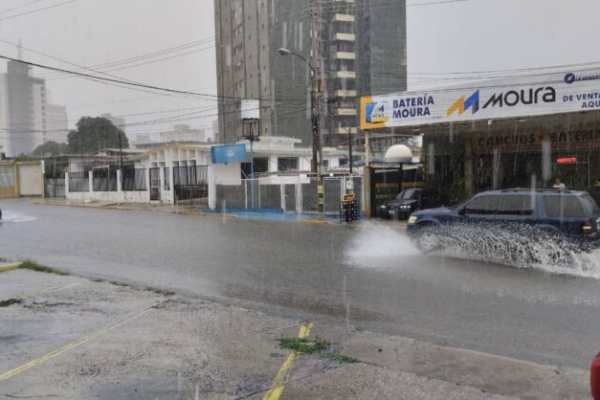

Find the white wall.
[
  {"left": 67, "top": 190, "right": 150, "bottom": 203},
  {"left": 208, "top": 163, "right": 241, "bottom": 209},
  {"left": 18, "top": 164, "right": 43, "bottom": 196}
]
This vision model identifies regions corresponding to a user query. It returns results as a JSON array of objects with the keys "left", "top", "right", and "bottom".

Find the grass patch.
[
  {"left": 328, "top": 353, "right": 359, "bottom": 364},
  {"left": 0, "top": 298, "right": 22, "bottom": 307},
  {"left": 0, "top": 257, "right": 8, "bottom": 263},
  {"left": 278, "top": 336, "right": 330, "bottom": 355},
  {"left": 20, "top": 260, "right": 69, "bottom": 276},
  {"left": 278, "top": 335, "right": 361, "bottom": 364},
  {"left": 147, "top": 288, "right": 176, "bottom": 297}
]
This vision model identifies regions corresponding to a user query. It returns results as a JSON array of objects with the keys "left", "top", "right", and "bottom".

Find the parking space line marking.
[
  {"left": 0, "top": 263, "right": 22, "bottom": 273},
  {"left": 263, "top": 322, "right": 313, "bottom": 400},
  {"left": 0, "top": 301, "right": 162, "bottom": 382}
]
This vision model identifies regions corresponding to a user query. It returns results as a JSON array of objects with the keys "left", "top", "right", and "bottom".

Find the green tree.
[
  {"left": 67, "top": 116, "right": 129, "bottom": 154},
  {"left": 31, "top": 141, "right": 68, "bottom": 156}
]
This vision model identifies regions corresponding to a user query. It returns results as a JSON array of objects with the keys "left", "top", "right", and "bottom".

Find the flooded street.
[{"left": 2, "top": 199, "right": 600, "bottom": 369}]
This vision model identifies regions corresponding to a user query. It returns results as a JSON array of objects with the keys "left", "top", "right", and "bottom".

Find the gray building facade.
[
  {"left": 6, "top": 61, "right": 46, "bottom": 156},
  {"left": 214, "top": 0, "right": 407, "bottom": 148}
]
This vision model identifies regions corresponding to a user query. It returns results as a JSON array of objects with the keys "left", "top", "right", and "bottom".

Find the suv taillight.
[{"left": 582, "top": 221, "right": 593, "bottom": 235}]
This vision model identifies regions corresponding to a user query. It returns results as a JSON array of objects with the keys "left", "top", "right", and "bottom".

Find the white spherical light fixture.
[{"left": 384, "top": 144, "right": 413, "bottom": 164}]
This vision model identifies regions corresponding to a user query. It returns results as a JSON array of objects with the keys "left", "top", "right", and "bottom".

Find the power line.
[
  {"left": 38, "top": 37, "right": 215, "bottom": 80},
  {"left": 0, "top": 0, "right": 78, "bottom": 23},
  {"left": 0, "top": 0, "right": 46, "bottom": 16},
  {"left": 0, "top": 54, "right": 261, "bottom": 102}
]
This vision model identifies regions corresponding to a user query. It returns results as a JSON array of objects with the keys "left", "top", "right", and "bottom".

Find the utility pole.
[
  {"left": 310, "top": 1, "right": 325, "bottom": 221},
  {"left": 348, "top": 126, "right": 353, "bottom": 175},
  {"left": 117, "top": 129, "right": 123, "bottom": 171}
]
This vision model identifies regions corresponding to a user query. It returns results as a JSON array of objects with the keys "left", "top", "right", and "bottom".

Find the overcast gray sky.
[{"left": 0, "top": 0, "right": 598, "bottom": 139}]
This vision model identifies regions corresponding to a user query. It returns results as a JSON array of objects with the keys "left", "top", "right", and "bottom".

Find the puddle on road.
[{"left": 1, "top": 210, "right": 36, "bottom": 223}]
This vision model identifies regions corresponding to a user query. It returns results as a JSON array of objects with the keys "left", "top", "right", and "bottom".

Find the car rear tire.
[{"left": 415, "top": 226, "right": 442, "bottom": 254}]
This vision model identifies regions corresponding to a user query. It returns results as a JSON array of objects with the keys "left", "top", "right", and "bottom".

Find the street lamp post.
[{"left": 278, "top": 47, "right": 325, "bottom": 221}]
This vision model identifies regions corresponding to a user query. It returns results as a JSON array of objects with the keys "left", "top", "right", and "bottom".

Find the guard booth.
[{"left": 362, "top": 143, "right": 421, "bottom": 218}]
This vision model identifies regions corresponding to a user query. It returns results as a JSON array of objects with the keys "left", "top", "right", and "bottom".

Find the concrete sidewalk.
[{"left": 0, "top": 266, "right": 589, "bottom": 399}]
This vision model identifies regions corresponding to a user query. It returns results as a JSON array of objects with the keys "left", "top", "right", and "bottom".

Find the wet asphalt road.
[{"left": 1, "top": 199, "right": 600, "bottom": 369}]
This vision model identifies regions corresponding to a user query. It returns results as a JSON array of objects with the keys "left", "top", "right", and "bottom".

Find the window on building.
[
  {"left": 277, "top": 158, "right": 299, "bottom": 172},
  {"left": 242, "top": 158, "right": 269, "bottom": 178}
]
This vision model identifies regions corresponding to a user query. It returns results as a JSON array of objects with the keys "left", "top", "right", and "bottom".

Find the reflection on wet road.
[{"left": 1, "top": 199, "right": 600, "bottom": 369}]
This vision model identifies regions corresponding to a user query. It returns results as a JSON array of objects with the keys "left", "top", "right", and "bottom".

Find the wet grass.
[
  {"left": 20, "top": 260, "right": 70, "bottom": 276},
  {"left": 278, "top": 336, "right": 331, "bottom": 354},
  {"left": 0, "top": 298, "right": 22, "bottom": 307},
  {"left": 278, "top": 336, "right": 360, "bottom": 364},
  {"left": 147, "top": 288, "right": 176, "bottom": 297},
  {"left": 328, "top": 353, "right": 359, "bottom": 364}
]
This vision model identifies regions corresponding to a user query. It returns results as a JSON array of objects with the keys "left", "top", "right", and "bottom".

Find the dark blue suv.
[{"left": 407, "top": 189, "right": 600, "bottom": 254}]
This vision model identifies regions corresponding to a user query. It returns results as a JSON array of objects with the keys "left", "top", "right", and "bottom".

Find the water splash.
[
  {"left": 345, "top": 221, "right": 600, "bottom": 279},
  {"left": 424, "top": 223, "right": 600, "bottom": 279},
  {"left": 345, "top": 222, "right": 420, "bottom": 267},
  {"left": 1, "top": 210, "right": 36, "bottom": 223}
]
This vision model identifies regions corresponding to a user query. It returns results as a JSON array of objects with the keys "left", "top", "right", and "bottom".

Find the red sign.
[{"left": 557, "top": 157, "right": 578, "bottom": 164}]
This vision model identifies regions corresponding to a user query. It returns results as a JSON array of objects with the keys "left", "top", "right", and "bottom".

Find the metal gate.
[
  {"left": 44, "top": 173, "right": 66, "bottom": 197},
  {"left": 149, "top": 168, "right": 161, "bottom": 201},
  {"left": 173, "top": 166, "right": 208, "bottom": 205},
  {"left": 371, "top": 169, "right": 402, "bottom": 217}
]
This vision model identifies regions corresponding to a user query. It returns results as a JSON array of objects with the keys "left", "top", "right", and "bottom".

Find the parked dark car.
[
  {"left": 407, "top": 189, "right": 600, "bottom": 254},
  {"left": 378, "top": 188, "right": 444, "bottom": 220}
]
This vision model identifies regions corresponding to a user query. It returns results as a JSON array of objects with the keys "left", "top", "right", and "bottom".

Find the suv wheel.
[{"left": 416, "top": 226, "right": 442, "bottom": 254}]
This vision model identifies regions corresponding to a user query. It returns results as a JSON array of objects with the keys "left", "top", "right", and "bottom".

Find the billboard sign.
[
  {"left": 241, "top": 99, "right": 260, "bottom": 120},
  {"left": 211, "top": 144, "right": 247, "bottom": 164},
  {"left": 361, "top": 68, "right": 600, "bottom": 130}
]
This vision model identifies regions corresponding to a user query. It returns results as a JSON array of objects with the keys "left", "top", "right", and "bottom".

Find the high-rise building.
[
  {"left": 3, "top": 60, "right": 48, "bottom": 156},
  {"left": 45, "top": 104, "right": 69, "bottom": 144},
  {"left": 0, "top": 60, "right": 71, "bottom": 157},
  {"left": 355, "top": 0, "right": 407, "bottom": 97},
  {"left": 214, "top": 0, "right": 407, "bottom": 147},
  {"left": 101, "top": 113, "right": 126, "bottom": 131}
]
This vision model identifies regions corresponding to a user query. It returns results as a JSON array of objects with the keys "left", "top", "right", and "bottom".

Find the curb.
[
  {"left": 298, "top": 220, "right": 331, "bottom": 226},
  {"left": 0, "top": 263, "right": 22, "bottom": 273}
]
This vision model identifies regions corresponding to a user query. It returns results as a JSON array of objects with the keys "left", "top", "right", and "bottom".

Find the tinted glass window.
[
  {"left": 581, "top": 194, "right": 600, "bottom": 216},
  {"left": 496, "top": 195, "right": 535, "bottom": 216},
  {"left": 465, "top": 196, "right": 498, "bottom": 215},
  {"left": 399, "top": 189, "right": 416, "bottom": 200},
  {"left": 544, "top": 196, "right": 586, "bottom": 218}
]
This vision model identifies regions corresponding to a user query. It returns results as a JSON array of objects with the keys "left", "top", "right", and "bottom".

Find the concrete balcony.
[
  {"left": 335, "top": 52, "right": 355, "bottom": 60},
  {"left": 333, "top": 14, "right": 355, "bottom": 22},
  {"left": 335, "top": 33, "right": 355, "bottom": 41},
  {"left": 334, "top": 108, "right": 357, "bottom": 116},
  {"left": 335, "top": 71, "right": 356, "bottom": 79},
  {"left": 334, "top": 90, "right": 357, "bottom": 97}
]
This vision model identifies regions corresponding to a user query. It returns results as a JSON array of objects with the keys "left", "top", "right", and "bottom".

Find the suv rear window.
[
  {"left": 581, "top": 194, "right": 600, "bottom": 216},
  {"left": 543, "top": 196, "right": 586, "bottom": 218}
]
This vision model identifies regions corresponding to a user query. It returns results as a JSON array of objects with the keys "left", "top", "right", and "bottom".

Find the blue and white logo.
[
  {"left": 565, "top": 73, "right": 576, "bottom": 84},
  {"left": 565, "top": 72, "right": 600, "bottom": 84}
]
